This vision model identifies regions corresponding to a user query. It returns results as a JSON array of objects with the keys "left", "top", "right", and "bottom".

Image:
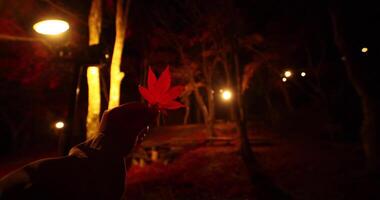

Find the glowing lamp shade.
[
  {"left": 222, "top": 90, "right": 232, "bottom": 101},
  {"left": 55, "top": 121, "right": 65, "bottom": 129},
  {"left": 33, "top": 19, "right": 69, "bottom": 35}
]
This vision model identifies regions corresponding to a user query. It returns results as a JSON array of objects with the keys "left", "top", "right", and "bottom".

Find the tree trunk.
[
  {"left": 279, "top": 85, "right": 294, "bottom": 112},
  {"left": 233, "top": 40, "right": 292, "bottom": 200},
  {"left": 86, "top": 0, "right": 102, "bottom": 139},
  {"left": 183, "top": 95, "right": 190, "bottom": 125},
  {"left": 179, "top": 47, "right": 214, "bottom": 136},
  {"left": 201, "top": 46, "right": 216, "bottom": 137},
  {"left": 330, "top": 3, "right": 380, "bottom": 174},
  {"left": 265, "top": 92, "right": 277, "bottom": 124},
  {"left": 192, "top": 80, "right": 213, "bottom": 136},
  {"left": 108, "top": 0, "right": 131, "bottom": 109},
  {"left": 207, "top": 87, "right": 216, "bottom": 137},
  {"left": 232, "top": 51, "right": 250, "bottom": 154},
  {"left": 0, "top": 112, "right": 28, "bottom": 152}
]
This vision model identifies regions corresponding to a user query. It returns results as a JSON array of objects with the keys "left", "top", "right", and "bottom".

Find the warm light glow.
[
  {"left": 301, "top": 72, "right": 306, "bottom": 77},
  {"left": 222, "top": 90, "right": 232, "bottom": 101},
  {"left": 55, "top": 121, "right": 65, "bottom": 129},
  {"left": 108, "top": 44, "right": 125, "bottom": 109},
  {"left": 86, "top": 66, "right": 101, "bottom": 138},
  {"left": 88, "top": 67, "right": 98, "bottom": 75},
  {"left": 282, "top": 77, "right": 287, "bottom": 82},
  {"left": 33, "top": 19, "right": 69, "bottom": 35},
  {"left": 361, "top": 47, "right": 368, "bottom": 53},
  {"left": 284, "top": 70, "right": 292, "bottom": 78},
  {"left": 151, "top": 148, "right": 159, "bottom": 162}
]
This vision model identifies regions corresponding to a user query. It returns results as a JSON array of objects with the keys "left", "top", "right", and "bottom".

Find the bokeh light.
[
  {"left": 55, "top": 121, "right": 65, "bottom": 129},
  {"left": 221, "top": 90, "right": 232, "bottom": 101},
  {"left": 284, "top": 70, "right": 292, "bottom": 78}
]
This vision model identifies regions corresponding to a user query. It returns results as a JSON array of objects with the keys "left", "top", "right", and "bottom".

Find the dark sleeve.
[
  {"left": 0, "top": 157, "right": 66, "bottom": 199},
  {"left": 0, "top": 164, "right": 35, "bottom": 199}
]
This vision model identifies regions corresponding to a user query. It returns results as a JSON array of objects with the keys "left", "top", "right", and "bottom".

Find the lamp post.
[
  {"left": 33, "top": 18, "right": 77, "bottom": 155},
  {"left": 33, "top": 18, "right": 110, "bottom": 155}
]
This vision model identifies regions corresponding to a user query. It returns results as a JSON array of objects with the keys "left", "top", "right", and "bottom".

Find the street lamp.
[
  {"left": 221, "top": 89, "right": 232, "bottom": 101},
  {"left": 361, "top": 47, "right": 368, "bottom": 53},
  {"left": 33, "top": 19, "right": 70, "bottom": 35},
  {"left": 284, "top": 70, "right": 292, "bottom": 78},
  {"left": 282, "top": 77, "right": 287, "bottom": 82},
  {"left": 55, "top": 121, "right": 65, "bottom": 129},
  {"left": 301, "top": 72, "right": 306, "bottom": 77}
]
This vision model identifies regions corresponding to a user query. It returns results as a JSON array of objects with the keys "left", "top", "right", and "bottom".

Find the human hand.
[{"left": 99, "top": 102, "right": 158, "bottom": 155}]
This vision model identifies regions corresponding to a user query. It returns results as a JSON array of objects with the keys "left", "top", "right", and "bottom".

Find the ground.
[{"left": 1, "top": 123, "right": 379, "bottom": 199}]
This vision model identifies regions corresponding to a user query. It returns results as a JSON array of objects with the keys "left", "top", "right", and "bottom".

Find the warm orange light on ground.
[
  {"left": 151, "top": 148, "right": 159, "bottom": 161},
  {"left": 284, "top": 70, "right": 292, "bottom": 78},
  {"left": 222, "top": 90, "right": 232, "bottom": 101},
  {"left": 55, "top": 121, "right": 65, "bottom": 129},
  {"left": 33, "top": 19, "right": 69, "bottom": 35}
]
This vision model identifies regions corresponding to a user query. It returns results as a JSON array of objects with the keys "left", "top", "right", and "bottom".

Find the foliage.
[{"left": 139, "top": 67, "right": 184, "bottom": 110}]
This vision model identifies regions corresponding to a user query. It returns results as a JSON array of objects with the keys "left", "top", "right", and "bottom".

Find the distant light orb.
[
  {"left": 301, "top": 72, "right": 306, "bottom": 77},
  {"left": 55, "top": 121, "right": 65, "bottom": 129},
  {"left": 282, "top": 77, "right": 287, "bottom": 82},
  {"left": 284, "top": 70, "right": 292, "bottom": 78},
  {"left": 33, "top": 19, "right": 69, "bottom": 35},
  {"left": 222, "top": 90, "right": 232, "bottom": 101},
  {"left": 219, "top": 89, "right": 224, "bottom": 93},
  {"left": 361, "top": 47, "right": 368, "bottom": 53}
]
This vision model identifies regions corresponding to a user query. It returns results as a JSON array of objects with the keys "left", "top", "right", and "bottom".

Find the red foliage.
[{"left": 139, "top": 66, "right": 185, "bottom": 110}]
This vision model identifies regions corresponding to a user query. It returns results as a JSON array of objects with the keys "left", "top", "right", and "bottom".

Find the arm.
[{"left": 0, "top": 168, "right": 32, "bottom": 199}]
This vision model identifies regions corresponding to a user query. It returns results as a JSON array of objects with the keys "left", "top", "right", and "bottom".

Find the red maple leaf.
[{"left": 139, "top": 66, "right": 184, "bottom": 110}]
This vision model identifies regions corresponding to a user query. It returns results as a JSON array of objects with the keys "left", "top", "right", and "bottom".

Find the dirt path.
[{"left": 2, "top": 124, "right": 378, "bottom": 199}]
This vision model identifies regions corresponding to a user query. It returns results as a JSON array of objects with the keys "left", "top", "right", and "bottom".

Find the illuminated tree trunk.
[
  {"left": 108, "top": 0, "right": 131, "bottom": 109},
  {"left": 86, "top": 0, "right": 102, "bottom": 139}
]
